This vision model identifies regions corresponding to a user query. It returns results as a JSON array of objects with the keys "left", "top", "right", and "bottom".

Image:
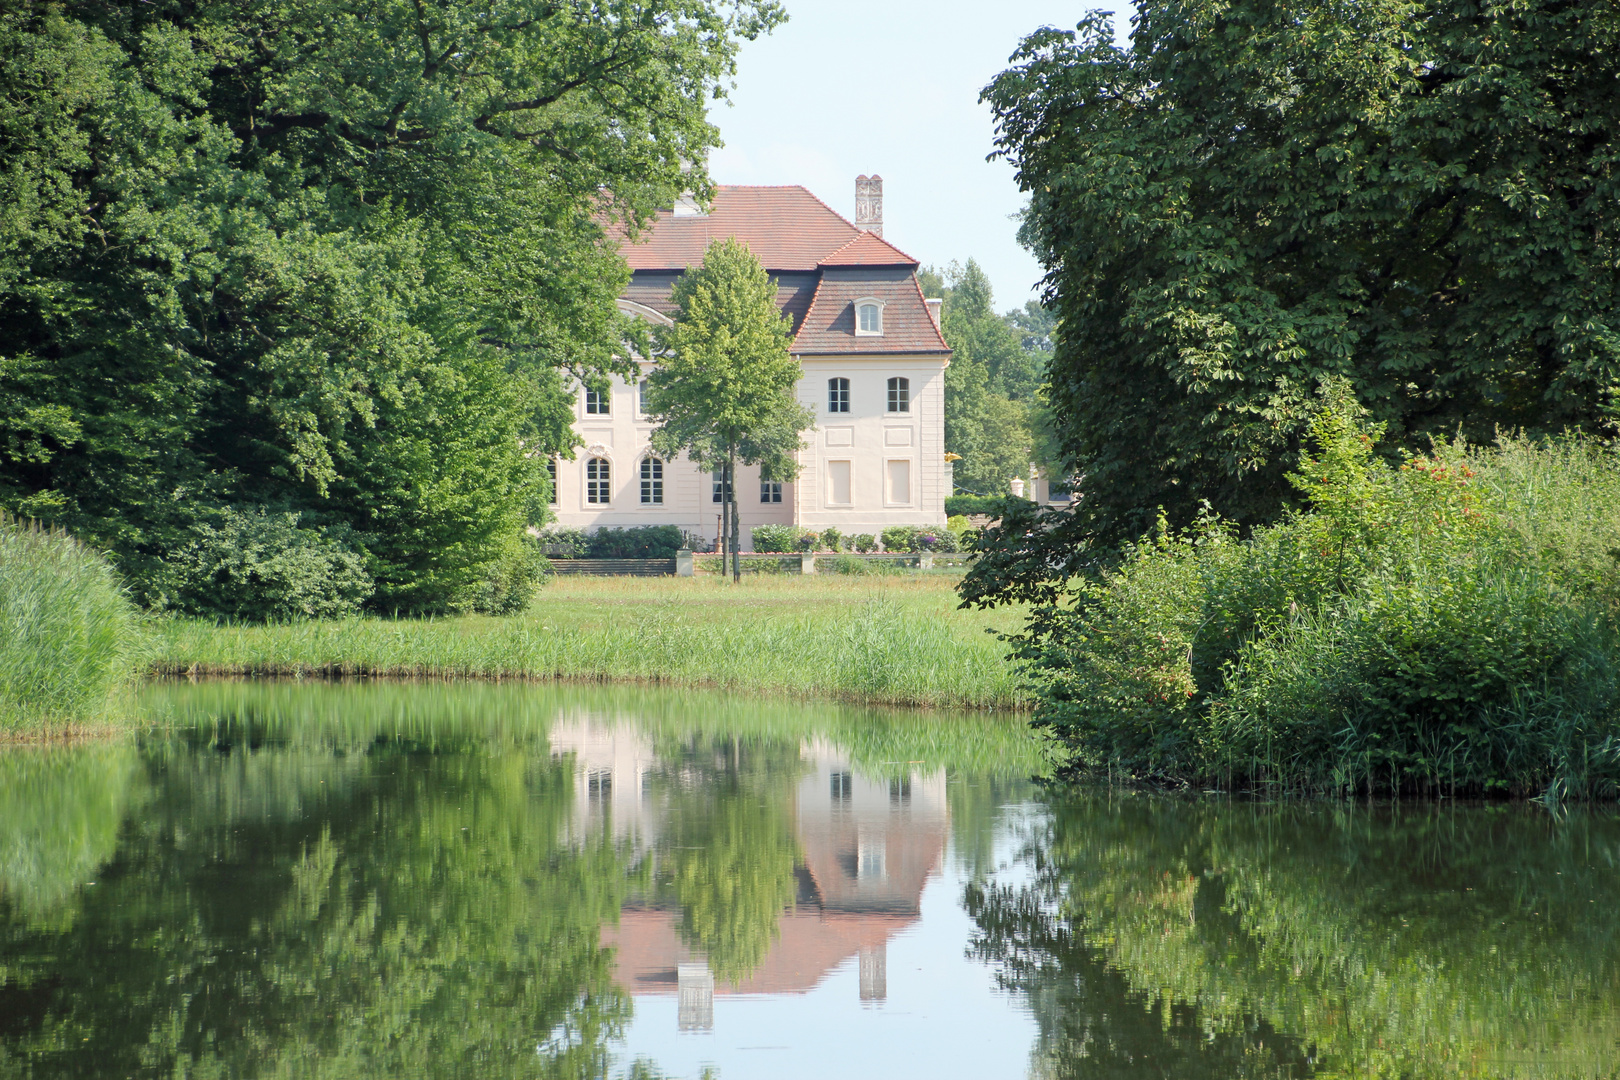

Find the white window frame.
[
  {"left": 854, "top": 297, "right": 885, "bottom": 336},
  {"left": 586, "top": 457, "right": 612, "bottom": 504},
  {"left": 711, "top": 465, "right": 732, "bottom": 504},
  {"left": 760, "top": 479, "right": 782, "bottom": 504},
  {"left": 546, "top": 458, "right": 559, "bottom": 506},
  {"left": 886, "top": 376, "right": 910, "bottom": 413},
  {"left": 584, "top": 386, "right": 610, "bottom": 416},
  {"left": 640, "top": 456, "right": 664, "bottom": 505},
  {"left": 827, "top": 377, "right": 850, "bottom": 413}
]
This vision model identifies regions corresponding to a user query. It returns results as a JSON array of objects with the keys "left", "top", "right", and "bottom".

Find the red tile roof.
[
  {"left": 617, "top": 186, "right": 860, "bottom": 272},
  {"left": 817, "top": 231, "right": 919, "bottom": 267},
  {"left": 792, "top": 270, "right": 951, "bottom": 355}
]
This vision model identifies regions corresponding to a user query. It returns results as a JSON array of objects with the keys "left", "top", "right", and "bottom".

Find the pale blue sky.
[{"left": 710, "top": 2, "right": 1134, "bottom": 310}]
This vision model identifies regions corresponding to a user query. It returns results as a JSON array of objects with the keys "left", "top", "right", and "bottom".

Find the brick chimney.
[{"left": 855, "top": 175, "right": 883, "bottom": 237}]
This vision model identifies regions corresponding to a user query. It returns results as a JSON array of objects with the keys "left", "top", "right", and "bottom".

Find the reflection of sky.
[{"left": 609, "top": 821, "right": 1041, "bottom": 1080}]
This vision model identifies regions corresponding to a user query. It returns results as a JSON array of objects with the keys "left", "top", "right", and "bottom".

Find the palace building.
[{"left": 550, "top": 177, "right": 951, "bottom": 549}]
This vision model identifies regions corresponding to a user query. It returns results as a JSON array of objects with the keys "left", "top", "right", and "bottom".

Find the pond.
[{"left": 0, "top": 681, "right": 1616, "bottom": 1079}]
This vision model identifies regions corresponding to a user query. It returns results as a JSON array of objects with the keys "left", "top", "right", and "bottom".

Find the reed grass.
[
  {"left": 148, "top": 575, "right": 1030, "bottom": 710},
  {"left": 1, "top": 516, "right": 143, "bottom": 735}
]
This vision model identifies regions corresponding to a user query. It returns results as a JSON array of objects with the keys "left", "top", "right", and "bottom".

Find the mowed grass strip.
[{"left": 149, "top": 576, "right": 1028, "bottom": 710}]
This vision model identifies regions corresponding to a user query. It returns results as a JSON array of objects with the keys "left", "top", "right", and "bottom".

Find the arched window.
[
  {"left": 640, "top": 457, "right": 664, "bottom": 504},
  {"left": 827, "top": 377, "right": 850, "bottom": 413},
  {"left": 887, "top": 376, "right": 910, "bottom": 413},
  {"left": 586, "top": 457, "right": 611, "bottom": 504},
  {"left": 855, "top": 299, "right": 884, "bottom": 336}
]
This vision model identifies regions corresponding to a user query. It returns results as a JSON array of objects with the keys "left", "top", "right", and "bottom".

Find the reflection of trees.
[
  {"left": 643, "top": 735, "right": 803, "bottom": 985},
  {"left": 0, "top": 744, "right": 145, "bottom": 924},
  {"left": 0, "top": 732, "right": 637, "bottom": 1079},
  {"left": 971, "top": 797, "right": 1620, "bottom": 1079}
]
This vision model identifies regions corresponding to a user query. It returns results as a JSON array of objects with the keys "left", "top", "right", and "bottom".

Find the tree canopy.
[
  {"left": 981, "top": 0, "right": 1620, "bottom": 552},
  {"left": 645, "top": 238, "right": 812, "bottom": 578},
  {"left": 919, "top": 260, "right": 1051, "bottom": 496},
  {"left": 0, "top": 0, "right": 782, "bottom": 612}
]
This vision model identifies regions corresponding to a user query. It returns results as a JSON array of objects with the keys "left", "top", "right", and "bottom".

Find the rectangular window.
[
  {"left": 640, "top": 457, "right": 664, "bottom": 504},
  {"left": 584, "top": 386, "right": 610, "bottom": 415},
  {"left": 586, "top": 457, "right": 611, "bottom": 504},
  {"left": 546, "top": 459, "right": 558, "bottom": 506},
  {"left": 760, "top": 480, "right": 782, "bottom": 504},
  {"left": 831, "top": 771, "right": 852, "bottom": 804},
  {"left": 827, "top": 377, "right": 849, "bottom": 413},
  {"left": 886, "top": 459, "right": 912, "bottom": 505},
  {"left": 711, "top": 466, "right": 732, "bottom": 503},
  {"left": 886, "top": 377, "right": 910, "bottom": 413},
  {"left": 637, "top": 379, "right": 648, "bottom": 416},
  {"left": 827, "top": 460, "right": 851, "bottom": 506}
]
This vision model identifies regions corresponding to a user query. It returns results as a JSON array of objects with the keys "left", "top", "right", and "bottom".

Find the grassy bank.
[
  {"left": 1, "top": 518, "right": 142, "bottom": 737},
  {"left": 150, "top": 575, "right": 1029, "bottom": 710}
]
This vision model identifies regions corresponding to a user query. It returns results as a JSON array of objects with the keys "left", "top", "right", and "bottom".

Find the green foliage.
[
  {"left": 584, "top": 525, "right": 684, "bottom": 559},
  {"left": 985, "top": 1, "right": 1620, "bottom": 545},
  {"left": 972, "top": 797, "right": 1620, "bottom": 1078},
  {"left": 750, "top": 524, "right": 801, "bottom": 553},
  {"left": 1012, "top": 389, "right": 1620, "bottom": 796},
  {"left": 818, "top": 527, "right": 843, "bottom": 552},
  {"left": 0, "top": 517, "right": 141, "bottom": 731},
  {"left": 459, "top": 533, "right": 549, "bottom": 615},
  {"left": 535, "top": 527, "right": 589, "bottom": 559},
  {"left": 925, "top": 261, "right": 1047, "bottom": 494},
  {"left": 157, "top": 506, "right": 372, "bottom": 621},
  {"left": 851, "top": 533, "right": 877, "bottom": 554},
  {"left": 881, "top": 526, "right": 918, "bottom": 553},
  {"left": 0, "top": 0, "right": 783, "bottom": 612},
  {"left": 945, "top": 495, "right": 1010, "bottom": 517}
]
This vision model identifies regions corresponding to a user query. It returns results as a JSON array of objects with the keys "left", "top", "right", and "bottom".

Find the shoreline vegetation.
[
  {"left": 995, "top": 389, "right": 1620, "bottom": 800},
  {"left": 145, "top": 576, "right": 1029, "bottom": 713},
  {"left": 0, "top": 517, "right": 142, "bottom": 738}
]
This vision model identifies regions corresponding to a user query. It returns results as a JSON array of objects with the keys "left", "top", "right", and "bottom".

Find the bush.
[
  {"left": 1017, "top": 383, "right": 1620, "bottom": 798},
  {"left": 851, "top": 533, "right": 878, "bottom": 553},
  {"left": 534, "top": 527, "right": 588, "bottom": 558},
  {"left": 880, "top": 526, "right": 915, "bottom": 553},
  {"left": 915, "top": 529, "right": 960, "bottom": 553},
  {"left": 751, "top": 524, "right": 800, "bottom": 553},
  {"left": 1, "top": 517, "right": 142, "bottom": 729},
  {"left": 946, "top": 495, "right": 1012, "bottom": 517},
  {"left": 820, "top": 527, "right": 844, "bottom": 552},
  {"left": 585, "top": 525, "right": 684, "bottom": 558},
  {"left": 460, "top": 534, "right": 550, "bottom": 615},
  {"left": 163, "top": 506, "right": 373, "bottom": 621}
]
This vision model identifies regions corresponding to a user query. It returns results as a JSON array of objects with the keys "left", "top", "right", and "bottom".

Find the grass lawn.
[{"left": 150, "top": 575, "right": 1030, "bottom": 711}]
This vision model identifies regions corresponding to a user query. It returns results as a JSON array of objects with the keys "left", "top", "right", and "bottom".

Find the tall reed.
[{"left": 0, "top": 516, "right": 143, "bottom": 733}]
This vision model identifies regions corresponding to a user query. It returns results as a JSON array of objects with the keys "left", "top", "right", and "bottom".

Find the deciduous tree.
[{"left": 645, "top": 239, "right": 813, "bottom": 582}]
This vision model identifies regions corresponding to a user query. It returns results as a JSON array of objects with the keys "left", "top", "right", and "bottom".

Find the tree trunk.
[{"left": 729, "top": 451, "right": 741, "bottom": 583}]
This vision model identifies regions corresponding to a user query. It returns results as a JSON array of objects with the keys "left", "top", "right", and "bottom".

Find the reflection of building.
[{"left": 552, "top": 723, "right": 949, "bottom": 1015}]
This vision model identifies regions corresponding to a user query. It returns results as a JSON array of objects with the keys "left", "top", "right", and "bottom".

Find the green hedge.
[{"left": 946, "top": 495, "right": 1015, "bottom": 517}]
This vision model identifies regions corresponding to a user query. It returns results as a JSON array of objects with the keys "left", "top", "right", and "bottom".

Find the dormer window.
[{"left": 855, "top": 298, "right": 885, "bottom": 336}]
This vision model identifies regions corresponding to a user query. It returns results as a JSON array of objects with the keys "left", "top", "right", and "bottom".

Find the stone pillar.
[
  {"left": 800, "top": 552, "right": 816, "bottom": 575},
  {"left": 676, "top": 549, "right": 694, "bottom": 577}
]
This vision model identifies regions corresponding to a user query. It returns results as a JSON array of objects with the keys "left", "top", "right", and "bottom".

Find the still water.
[{"left": 1, "top": 681, "right": 1617, "bottom": 1079}]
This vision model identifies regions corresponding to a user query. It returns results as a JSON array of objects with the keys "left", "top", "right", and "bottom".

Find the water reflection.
[
  {"left": 3, "top": 682, "right": 1619, "bottom": 1079},
  {"left": 972, "top": 796, "right": 1620, "bottom": 1080}
]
